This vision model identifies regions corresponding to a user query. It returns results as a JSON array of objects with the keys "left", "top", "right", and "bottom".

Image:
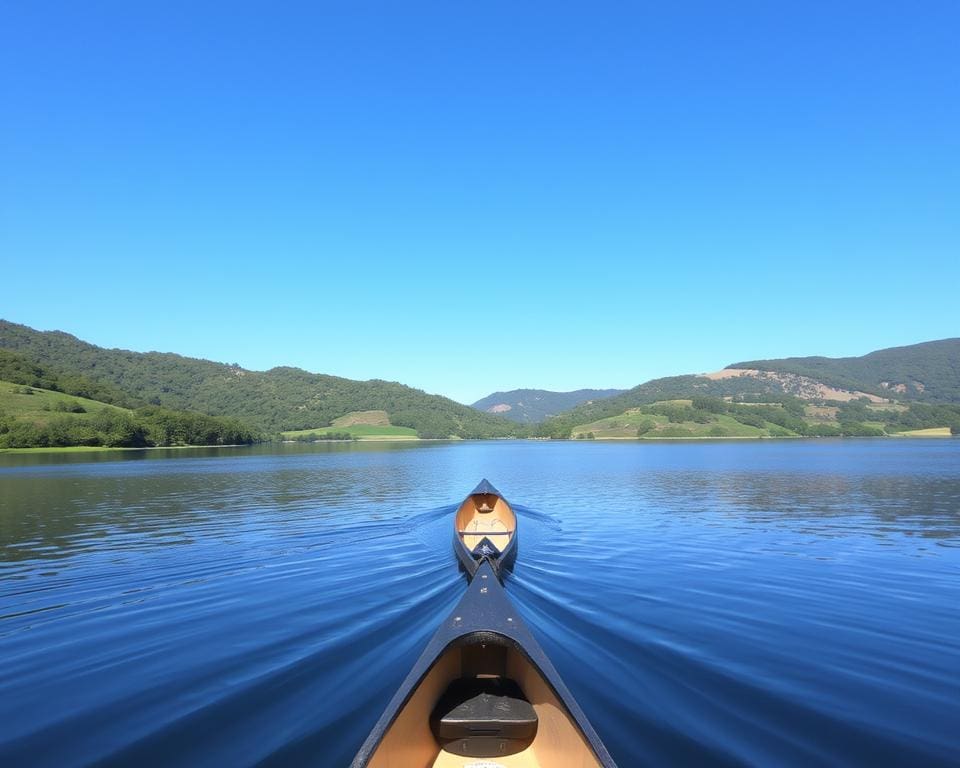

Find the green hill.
[
  {"left": 541, "top": 338, "right": 960, "bottom": 438},
  {"left": 0, "top": 320, "right": 522, "bottom": 439},
  {"left": 568, "top": 396, "right": 960, "bottom": 440},
  {"left": 0, "top": 348, "right": 134, "bottom": 407},
  {"left": 4, "top": 320, "right": 955, "bottom": 443},
  {"left": 534, "top": 374, "right": 793, "bottom": 437},
  {"left": 0, "top": 379, "right": 126, "bottom": 422},
  {"left": 0, "top": 379, "right": 258, "bottom": 449},
  {"left": 729, "top": 339, "right": 960, "bottom": 403},
  {"left": 471, "top": 388, "right": 624, "bottom": 423},
  {"left": 572, "top": 402, "right": 773, "bottom": 439}
]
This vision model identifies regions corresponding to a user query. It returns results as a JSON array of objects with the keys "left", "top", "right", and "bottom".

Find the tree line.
[
  {"left": 539, "top": 394, "right": 960, "bottom": 439},
  {"left": 0, "top": 406, "right": 258, "bottom": 449},
  {"left": 0, "top": 322, "right": 522, "bottom": 438},
  {"left": 287, "top": 431, "right": 356, "bottom": 441}
]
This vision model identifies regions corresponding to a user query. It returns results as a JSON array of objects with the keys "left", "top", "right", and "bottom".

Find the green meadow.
[
  {"left": 571, "top": 406, "right": 773, "bottom": 439},
  {"left": 0, "top": 380, "right": 127, "bottom": 423},
  {"left": 282, "top": 424, "right": 419, "bottom": 440}
]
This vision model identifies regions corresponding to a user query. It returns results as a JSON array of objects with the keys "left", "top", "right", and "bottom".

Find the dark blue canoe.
[
  {"left": 351, "top": 559, "right": 616, "bottom": 767},
  {"left": 453, "top": 479, "right": 518, "bottom": 580}
]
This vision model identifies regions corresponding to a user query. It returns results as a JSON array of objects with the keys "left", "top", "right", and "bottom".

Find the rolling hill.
[
  {"left": 0, "top": 379, "right": 257, "bottom": 449},
  {"left": 0, "top": 320, "right": 522, "bottom": 439},
  {"left": 728, "top": 339, "right": 960, "bottom": 403},
  {"left": 471, "top": 388, "right": 624, "bottom": 423},
  {"left": 534, "top": 374, "right": 791, "bottom": 437},
  {"left": 567, "top": 396, "right": 960, "bottom": 440},
  {"left": 539, "top": 339, "right": 960, "bottom": 438},
  {"left": 3, "top": 319, "right": 956, "bottom": 443}
]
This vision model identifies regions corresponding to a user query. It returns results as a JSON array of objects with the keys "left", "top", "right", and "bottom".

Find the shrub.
[
  {"left": 732, "top": 411, "right": 766, "bottom": 428},
  {"left": 636, "top": 420, "right": 656, "bottom": 436},
  {"left": 54, "top": 400, "right": 86, "bottom": 413}
]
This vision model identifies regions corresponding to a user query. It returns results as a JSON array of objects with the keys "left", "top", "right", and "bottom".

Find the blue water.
[{"left": 1, "top": 440, "right": 958, "bottom": 766}]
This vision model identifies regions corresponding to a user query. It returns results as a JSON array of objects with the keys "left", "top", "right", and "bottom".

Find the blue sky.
[{"left": 2, "top": 2, "right": 957, "bottom": 404}]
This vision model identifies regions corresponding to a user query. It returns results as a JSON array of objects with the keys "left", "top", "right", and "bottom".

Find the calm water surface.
[{"left": 1, "top": 440, "right": 958, "bottom": 767}]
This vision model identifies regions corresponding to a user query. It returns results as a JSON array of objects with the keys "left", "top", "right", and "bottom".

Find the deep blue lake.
[{"left": 1, "top": 440, "right": 958, "bottom": 767}]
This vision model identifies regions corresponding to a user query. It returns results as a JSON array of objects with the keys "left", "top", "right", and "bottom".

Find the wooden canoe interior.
[
  {"left": 456, "top": 493, "right": 516, "bottom": 553},
  {"left": 366, "top": 640, "right": 602, "bottom": 768}
]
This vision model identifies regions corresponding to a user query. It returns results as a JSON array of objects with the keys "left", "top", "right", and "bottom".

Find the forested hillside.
[
  {"left": 539, "top": 338, "right": 960, "bottom": 438},
  {"left": 534, "top": 374, "right": 792, "bottom": 437},
  {"left": 3, "top": 320, "right": 955, "bottom": 443},
  {"left": 0, "top": 380, "right": 257, "bottom": 448},
  {"left": 0, "top": 321, "right": 521, "bottom": 438},
  {"left": 568, "top": 395, "right": 960, "bottom": 440},
  {"left": 729, "top": 339, "right": 960, "bottom": 403},
  {"left": 0, "top": 348, "right": 135, "bottom": 407},
  {"left": 471, "top": 388, "right": 624, "bottom": 423}
]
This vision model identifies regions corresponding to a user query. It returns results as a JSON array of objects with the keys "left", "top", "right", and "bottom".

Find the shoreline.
[
  {"left": 0, "top": 444, "right": 254, "bottom": 455},
  {"left": 2, "top": 433, "right": 954, "bottom": 455},
  {"left": 589, "top": 433, "right": 954, "bottom": 441}
]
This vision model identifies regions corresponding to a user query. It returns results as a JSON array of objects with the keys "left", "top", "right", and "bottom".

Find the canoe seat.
[{"left": 431, "top": 677, "right": 538, "bottom": 757}]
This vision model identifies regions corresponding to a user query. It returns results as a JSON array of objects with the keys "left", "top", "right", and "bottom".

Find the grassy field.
[
  {"left": 283, "top": 409, "right": 418, "bottom": 439},
  {"left": 331, "top": 410, "right": 391, "bottom": 427},
  {"left": 283, "top": 411, "right": 418, "bottom": 440},
  {"left": 282, "top": 424, "right": 419, "bottom": 440},
  {"left": 896, "top": 427, "right": 953, "bottom": 437},
  {"left": 571, "top": 408, "right": 775, "bottom": 439},
  {"left": 569, "top": 398, "right": 957, "bottom": 440},
  {"left": 1, "top": 384, "right": 420, "bottom": 444},
  {"left": 0, "top": 379, "right": 127, "bottom": 425}
]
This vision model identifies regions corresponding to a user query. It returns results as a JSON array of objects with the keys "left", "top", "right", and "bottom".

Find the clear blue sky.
[{"left": 2, "top": 2, "right": 957, "bottom": 404}]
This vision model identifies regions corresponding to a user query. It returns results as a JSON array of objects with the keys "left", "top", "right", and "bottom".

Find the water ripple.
[{"left": 1, "top": 440, "right": 959, "bottom": 766}]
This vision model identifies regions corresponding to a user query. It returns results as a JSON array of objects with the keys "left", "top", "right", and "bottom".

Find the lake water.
[{"left": 1, "top": 440, "right": 958, "bottom": 767}]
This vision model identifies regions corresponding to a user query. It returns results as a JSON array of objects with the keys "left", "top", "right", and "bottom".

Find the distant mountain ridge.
[
  {"left": 2, "top": 319, "right": 956, "bottom": 442},
  {"left": 471, "top": 388, "right": 625, "bottom": 423},
  {"left": 728, "top": 338, "right": 960, "bottom": 403},
  {"left": 0, "top": 320, "right": 521, "bottom": 438},
  {"left": 536, "top": 338, "right": 960, "bottom": 437}
]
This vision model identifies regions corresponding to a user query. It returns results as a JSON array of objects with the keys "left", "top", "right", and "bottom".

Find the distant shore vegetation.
[
  {"left": 0, "top": 382, "right": 257, "bottom": 449},
  {"left": 3, "top": 381, "right": 958, "bottom": 451},
  {"left": 0, "top": 321, "right": 958, "bottom": 451},
  {"left": 0, "top": 322, "right": 521, "bottom": 439},
  {"left": 555, "top": 396, "right": 960, "bottom": 440},
  {"left": 281, "top": 423, "right": 418, "bottom": 441}
]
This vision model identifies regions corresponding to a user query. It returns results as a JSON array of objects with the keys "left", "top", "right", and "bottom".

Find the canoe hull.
[
  {"left": 351, "top": 560, "right": 616, "bottom": 768},
  {"left": 453, "top": 479, "right": 518, "bottom": 581}
]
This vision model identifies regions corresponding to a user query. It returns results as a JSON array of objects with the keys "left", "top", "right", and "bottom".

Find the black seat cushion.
[{"left": 431, "top": 677, "right": 537, "bottom": 757}]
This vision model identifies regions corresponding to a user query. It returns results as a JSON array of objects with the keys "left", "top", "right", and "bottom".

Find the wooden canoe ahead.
[
  {"left": 453, "top": 479, "right": 518, "bottom": 580},
  {"left": 351, "top": 559, "right": 616, "bottom": 768}
]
